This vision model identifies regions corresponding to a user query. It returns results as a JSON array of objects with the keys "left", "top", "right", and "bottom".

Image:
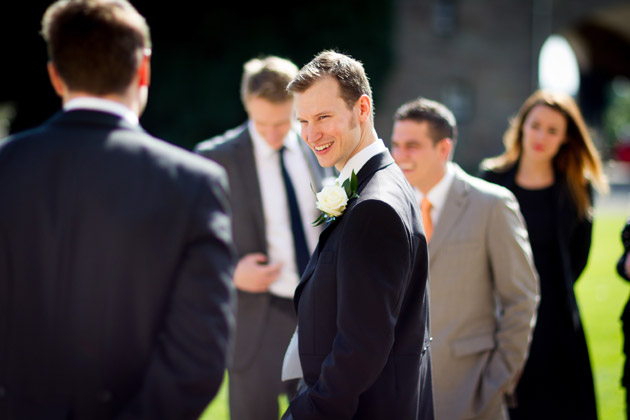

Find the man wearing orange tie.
[{"left": 391, "top": 97, "right": 539, "bottom": 420}]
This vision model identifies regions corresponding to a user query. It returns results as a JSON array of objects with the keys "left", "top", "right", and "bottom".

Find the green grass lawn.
[
  {"left": 576, "top": 206, "right": 628, "bottom": 420},
  {"left": 200, "top": 205, "right": 630, "bottom": 420}
]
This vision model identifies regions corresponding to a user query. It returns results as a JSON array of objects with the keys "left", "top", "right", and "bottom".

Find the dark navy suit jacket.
[
  {"left": 288, "top": 150, "right": 434, "bottom": 420},
  {"left": 0, "top": 109, "right": 235, "bottom": 420}
]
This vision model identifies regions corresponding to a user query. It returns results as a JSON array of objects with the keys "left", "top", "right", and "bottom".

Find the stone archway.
[{"left": 377, "top": 0, "right": 630, "bottom": 172}]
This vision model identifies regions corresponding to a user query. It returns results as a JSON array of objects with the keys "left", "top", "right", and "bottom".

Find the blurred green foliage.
[
  {"left": 137, "top": 1, "right": 394, "bottom": 150},
  {"left": 603, "top": 77, "right": 630, "bottom": 157}
]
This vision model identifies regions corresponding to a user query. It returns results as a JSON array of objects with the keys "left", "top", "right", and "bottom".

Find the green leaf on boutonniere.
[
  {"left": 343, "top": 170, "right": 359, "bottom": 200},
  {"left": 313, "top": 212, "right": 330, "bottom": 227},
  {"left": 341, "top": 178, "right": 350, "bottom": 196}
]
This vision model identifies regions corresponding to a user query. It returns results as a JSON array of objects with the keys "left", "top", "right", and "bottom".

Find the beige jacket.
[{"left": 429, "top": 164, "right": 539, "bottom": 420}]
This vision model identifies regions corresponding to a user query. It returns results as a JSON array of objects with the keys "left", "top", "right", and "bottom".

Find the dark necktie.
[{"left": 279, "top": 147, "right": 310, "bottom": 276}]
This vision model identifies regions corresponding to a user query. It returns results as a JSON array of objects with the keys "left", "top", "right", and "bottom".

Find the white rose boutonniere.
[
  {"left": 313, "top": 170, "right": 359, "bottom": 226},
  {"left": 316, "top": 185, "right": 348, "bottom": 217}
]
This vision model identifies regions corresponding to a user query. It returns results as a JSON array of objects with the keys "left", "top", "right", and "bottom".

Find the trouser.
[{"left": 229, "top": 295, "right": 299, "bottom": 420}]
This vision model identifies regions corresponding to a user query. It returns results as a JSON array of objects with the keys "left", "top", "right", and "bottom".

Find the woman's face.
[{"left": 521, "top": 104, "right": 567, "bottom": 165}]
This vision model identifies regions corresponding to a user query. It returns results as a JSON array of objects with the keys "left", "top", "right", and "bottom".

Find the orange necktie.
[{"left": 420, "top": 197, "right": 433, "bottom": 242}]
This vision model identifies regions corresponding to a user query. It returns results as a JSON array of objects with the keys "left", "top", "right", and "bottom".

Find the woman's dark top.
[{"left": 481, "top": 167, "right": 597, "bottom": 420}]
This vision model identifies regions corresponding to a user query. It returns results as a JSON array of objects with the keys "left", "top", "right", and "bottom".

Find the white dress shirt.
[
  {"left": 64, "top": 97, "right": 139, "bottom": 126},
  {"left": 414, "top": 162, "right": 456, "bottom": 227},
  {"left": 337, "top": 138, "right": 388, "bottom": 185},
  {"left": 249, "top": 121, "right": 320, "bottom": 298}
]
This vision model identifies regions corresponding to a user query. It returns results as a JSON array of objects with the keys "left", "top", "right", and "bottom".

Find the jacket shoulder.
[
  {"left": 194, "top": 124, "right": 248, "bottom": 158},
  {"left": 460, "top": 169, "right": 516, "bottom": 204},
  {"left": 352, "top": 165, "right": 418, "bottom": 230},
  {"left": 132, "top": 131, "right": 228, "bottom": 185}
]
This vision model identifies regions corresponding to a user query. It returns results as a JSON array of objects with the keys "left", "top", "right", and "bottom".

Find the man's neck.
[
  {"left": 337, "top": 136, "right": 387, "bottom": 184},
  {"left": 63, "top": 96, "right": 139, "bottom": 126},
  {"left": 63, "top": 90, "right": 141, "bottom": 117},
  {"left": 335, "top": 124, "right": 379, "bottom": 172},
  {"left": 418, "top": 165, "right": 448, "bottom": 195}
]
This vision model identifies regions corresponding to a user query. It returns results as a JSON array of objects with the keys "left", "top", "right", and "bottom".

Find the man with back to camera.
[
  {"left": 391, "top": 97, "right": 539, "bottom": 419},
  {"left": 0, "top": 0, "right": 235, "bottom": 418},
  {"left": 195, "top": 55, "right": 330, "bottom": 420},
  {"left": 280, "top": 50, "right": 434, "bottom": 420}
]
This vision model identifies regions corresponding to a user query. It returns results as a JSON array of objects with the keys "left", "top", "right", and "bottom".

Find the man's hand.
[{"left": 233, "top": 253, "right": 282, "bottom": 292}]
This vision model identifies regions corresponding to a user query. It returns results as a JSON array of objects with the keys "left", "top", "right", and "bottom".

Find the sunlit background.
[
  {"left": 539, "top": 34, "right": 581, "bottom": 96},
  {"left": 2, "top": 0, "right": 630, "bottom": 175}
]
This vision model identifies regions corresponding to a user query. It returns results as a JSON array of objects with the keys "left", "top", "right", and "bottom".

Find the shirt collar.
[
  {"left": 248, "top": 120, "right": 299, "bottom": 158},
  {"left": 338, "top": 138, "right": 387, "bottom": 184},
  {"left": 416, "top": 162, "right": 455, "bottom": 212},
  {"left": 63, "top": 97, "right": 139, "bottom": 126}
]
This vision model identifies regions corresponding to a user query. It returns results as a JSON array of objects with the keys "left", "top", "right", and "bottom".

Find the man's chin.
[
  {"left": 315, "top": 156, "right": 335, "bottom": 169},
  {"left": 403, "top": 173, "right": 422, "bottom": 189},
  {"left": 399, "top": 169, "right": 414, "bottom": 180}
]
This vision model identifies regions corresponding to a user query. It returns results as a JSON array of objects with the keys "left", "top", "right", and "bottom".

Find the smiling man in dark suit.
[
  {"left": 194, "top": 55, "right": 329, "bottom": 420},
  {"left": 280, "top": 50, "right": 434, "bottom": 420},
  {"left": 0, "top": 1, "right": 235, "bottom": 419}
]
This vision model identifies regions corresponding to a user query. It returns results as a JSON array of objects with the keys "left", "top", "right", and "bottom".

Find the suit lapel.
[
  {"left": 235, "top": 131, "right": 266, "bottom": 249},
  {"left": 295, "top": 150, "right": 395, "bottom": 305},
  {"left": 315, "top": 151, "right": 394, "bottom": 250},
  {"left": 428, "top": 165, "right": 470, "bottom": 263},
  {"left": 355, "top": 150, "right": 395, "bottom": 192}
]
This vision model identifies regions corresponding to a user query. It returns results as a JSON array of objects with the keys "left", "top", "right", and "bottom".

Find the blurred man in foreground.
[{"left": 0, "top": 1, "right": 235, "bottom": 418}]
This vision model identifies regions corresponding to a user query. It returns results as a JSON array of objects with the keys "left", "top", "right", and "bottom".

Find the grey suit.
[
  {"left": 429, "top": 164, "right": 538, "bottom": 420},
  {"left": 194, "top": 123, "right": 328, "bottom": 420}
]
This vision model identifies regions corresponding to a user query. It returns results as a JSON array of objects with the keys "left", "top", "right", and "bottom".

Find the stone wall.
[{"left": 375, "top": 0, "right": 630, "bottom": 173}]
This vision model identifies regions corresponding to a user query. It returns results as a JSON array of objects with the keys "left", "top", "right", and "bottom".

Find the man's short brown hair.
[
  {"left": 240, "top": 56, "right": 298, "bottom": 104},
  {"left": 394, "top": 97, "right": 458, "bottom": 146},
  {"left": 41, "top": 0, "right": 151, "bottom": 95},
  {"left": 287, "top": 50, "right": 373, "bottom": 118}
]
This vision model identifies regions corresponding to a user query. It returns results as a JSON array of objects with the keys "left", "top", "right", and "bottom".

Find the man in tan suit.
[{"left": 391, "top": 97, "right": 539, "bottom": 419}]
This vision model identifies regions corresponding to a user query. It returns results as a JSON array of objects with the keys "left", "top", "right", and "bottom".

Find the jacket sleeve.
[
  {"left": 568, "top": 185, "right": 593, "bottom": 282},
  {"left": 484, "top": 190, "right": 539, "bottom": 398},
  {"left": 194, "top": 141, "right": 230, "bottom": 171},
  {"left": 289, "top": 200, "right": 415, "bottom": 419},
  {"left": 117, "top": 169, "right": 236, "bottom": 420}
]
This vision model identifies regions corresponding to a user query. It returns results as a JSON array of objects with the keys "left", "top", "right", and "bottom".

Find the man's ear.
[
  {"left": 438, "top": 137, "right": 453, "bottom": 161},
  {"left": 137, "top": 54, "right": 151, "bottom": 87},
  {"left": 357, "top": 94, "right": 371, "bottom": 122},
  {"left": 47, "top": 61, "right": 66, "bottom": 98}
]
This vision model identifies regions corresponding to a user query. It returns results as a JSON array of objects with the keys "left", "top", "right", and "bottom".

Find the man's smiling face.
[
  {"left": 295, "top": 77, "right": 363, "bottom": 171},
  {"left": 391, "top": 119, "right": 450, "bottom": 193}
]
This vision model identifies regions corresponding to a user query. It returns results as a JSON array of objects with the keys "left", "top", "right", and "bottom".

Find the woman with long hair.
[{"left": 480, "top": 89, "right": 608, "bottom": 420}]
